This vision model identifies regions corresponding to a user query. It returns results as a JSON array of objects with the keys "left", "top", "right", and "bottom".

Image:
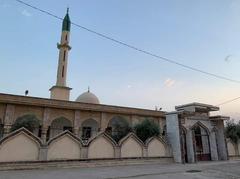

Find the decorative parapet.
[
  {"left": 47, "top": 130, "right": 83, "bottom": 146},
  {"left": 0, "top": 127, "right": 43, "bottom": 146}
]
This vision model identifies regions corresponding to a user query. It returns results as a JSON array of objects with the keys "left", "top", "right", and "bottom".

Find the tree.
[
  {"left": 134, "top": 119, "right": 160, "bottom": 142},
  {"left": 110, "top": 117, "right": 132, "bottom": 142},
  {"left": 11, "top": 114, "right": 40, "bottom": 132},
  {"left": 225, "top": 120, "right": 240, "bottom": 143}
]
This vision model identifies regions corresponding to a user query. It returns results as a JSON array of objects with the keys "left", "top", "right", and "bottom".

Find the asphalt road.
[{"left": 0, "top": 160, "right": 240, "bottom": 179}]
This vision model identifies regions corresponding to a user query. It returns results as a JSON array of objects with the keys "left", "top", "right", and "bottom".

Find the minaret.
[{"left": 50, "top": 9, "right": 72, "bottom": 100}]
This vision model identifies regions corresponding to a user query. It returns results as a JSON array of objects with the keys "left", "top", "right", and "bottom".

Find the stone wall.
[{"left": 0, "top": 128, "right": 171, "bottom": 163}]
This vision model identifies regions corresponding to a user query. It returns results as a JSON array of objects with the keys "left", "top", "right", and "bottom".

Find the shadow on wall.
[{"left": 0, "top": 128, "right": 171, "bottom": 162}]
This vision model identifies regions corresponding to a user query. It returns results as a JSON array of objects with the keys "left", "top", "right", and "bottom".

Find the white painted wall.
[
  {"left": 0, "top": 133, "right": 39, "bottom": 162},
  {"left": 121, "top": 137, "right": 142, "bottom": 158},
  {"left": 148, "top": 139, "right": 166, "bottom": 157},
  {"left": 227, "top": 141, "right": 236, "bottom": 156},
  {"left": 88, "top": 137, "right": 114, "bottom": 158},
  {"left": 47, "top": 135, "right": 81, "bottom": 160}
]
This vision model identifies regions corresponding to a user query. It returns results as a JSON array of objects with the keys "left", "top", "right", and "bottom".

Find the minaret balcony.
[{"left": 57, "top": 43, "right": 72, "bottom": 50}]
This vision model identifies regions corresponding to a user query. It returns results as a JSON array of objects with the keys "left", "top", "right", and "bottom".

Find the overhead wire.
[
  {"left": 15, "top": 0, "right": 240, "bottom": 84},
  {"left": 14, "top": 0, "right": 240, "bottom": 107},
  {"left": 217, "top": 96, "right": 240, "bottom": 106}
]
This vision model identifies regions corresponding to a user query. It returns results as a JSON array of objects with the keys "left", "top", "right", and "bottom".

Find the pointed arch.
[
  {"left": 119, "top": 132, "right": 144, "bottom": 158},
  {"left": 119, "top": 132, "right": 144, "bottom": 146},
  {"left": 145, "top": 136, "right": 168, "bottom": 147},
  {"left": 191, "top": 121, "right": 211, "bottom": 161},
  {"left": 145, "top": 136, "right": 168, "bottom": 157},
  {"left": 180, "top": 125, "right": 187, "bottom": 134},
  {"left": 47, "top": 131, "right": 83, "bottom": 160},
  {"left": 87, "top": 131, "right": 117, "bottom": 147},
  {"left": 190, "top": 121, "right": 210, "bottom": 135},
  {"left": 227, "top": 138, "right": 237, "bottom": 156},
  {"left": 0, "top": 128, "right": 42, "bottom": 162},
  {"left": 81, "top": 118, "right": 99, "bottom": 140},
  {"left": 47, "top": 130, "right": 83, "bottom": 146},
  {"left": 12, "top": 114, "right": 41, "bottom": 138},
  {"left": 49, "top": 117, "right": 73, "bottom": 140},
  {"left": 87, "top": 132, "right": 117, "bottom": 159},
  {"left": 0, "top": 127, "right": 43, "bottom": 146}
]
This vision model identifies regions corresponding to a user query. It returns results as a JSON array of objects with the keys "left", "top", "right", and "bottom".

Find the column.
[
  {"left": 100, "top": 112, "right": 108, "bottom": 132},
  {"left": 74, "top": 110, "right": 81, "bottom": 137},
  {"left": 209, "top": 130, "right": 219, "bottom": 161},
  {"left": 186, "top": 129, "right": 195, "bottom": 163},
  {"left": 3, "top": 104, "right": 15, "bottom": 136},
  {"left": 166, "top": 112, "right": 182, "bottom": 163},
  {"left": 216, "top": 121, "right": 228, "bottom": 160},
  {"left": 41, "top": 127, "right": 48, "bottom": 143},
  {"left": 41, "top": 108, "right": 50, "bottom": 143},
  {"left": 3, "top": 125, "right": 11, "bottom": 137}
]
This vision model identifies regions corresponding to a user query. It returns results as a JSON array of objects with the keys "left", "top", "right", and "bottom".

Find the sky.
[{"left": 1, "top": 0, "right": 240, "bottom": 120}]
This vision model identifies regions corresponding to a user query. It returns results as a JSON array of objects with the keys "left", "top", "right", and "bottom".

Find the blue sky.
[{"left": 1, "top": 0, "right": 240, "bottom": 119}]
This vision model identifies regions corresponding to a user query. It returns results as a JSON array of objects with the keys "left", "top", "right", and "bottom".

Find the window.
[
  {"left": 82, "top": 127, "right": 91, "bottom": 139},
  {"left": 63, "top": 126, "right": 73, "bottom": 132},
  {"left": 38, "top": 126, "right": 42, "bottom": 138},
  {"left": 105, "top": 127, "right": 112, "bottom": 135},
  {"left": 62, "top": 66, "right": 64, "bottom": 78},
  {"left": 63, "top": 51, "right": 66, "bottom": 61},
  {"left": 65, "top": 34, "right": 68, "bottom": 41}
]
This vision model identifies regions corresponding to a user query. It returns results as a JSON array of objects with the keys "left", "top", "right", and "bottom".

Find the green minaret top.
[{"left": 62, "top": 8, "right": 71, "bottom": 31}]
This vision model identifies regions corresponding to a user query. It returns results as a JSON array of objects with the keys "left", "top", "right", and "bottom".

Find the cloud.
[
  {"left": 164, "top": 78, "right": 176, "bottom": 87},
  {"left": 21, "top": 9, "right": 32, "bottom": 17},
  {"left": 127, "top": 85, "right": 132, "bottom": 89}
]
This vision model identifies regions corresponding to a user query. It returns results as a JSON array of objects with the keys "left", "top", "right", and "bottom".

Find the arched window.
[
  {"left": 192, "top": 124, "right": 211, "bottom": 161},
  {"left": 12, "top": 114, "right": 41, "bottom": 137},
  {"left": 81, "top": 119, "right": 99, "bottom": 141},
  {"left": 49, "top": 117, "right": 72, "bottom": 140}
]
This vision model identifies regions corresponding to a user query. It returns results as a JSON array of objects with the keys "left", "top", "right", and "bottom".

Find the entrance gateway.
[
  {"left": 192, "top": 125, "right": 211, "bottom": 161},
  {"left": 167, "top": 103, "right": 228, "bottom": 163}
]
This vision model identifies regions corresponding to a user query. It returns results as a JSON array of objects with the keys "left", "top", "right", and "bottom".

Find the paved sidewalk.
[{"left": 0, "top": 160, "right": 239, "bottom": 179}]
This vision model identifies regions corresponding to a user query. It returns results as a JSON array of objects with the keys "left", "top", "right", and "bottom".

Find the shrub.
[
  {"left": 107, "top": 116, "right": 132, "bottom": 142},
  {"left": 225, "top": 120, "right": 240, "bottom": 143},
  {"left": 111, "top": 123, "right": 132, "bottom": 142},
  {"left": 11, "top": 115, "right": 40, "bottom": 132},
  {"left": 134, "top": 119, "right": 160, "bottom": 142}
]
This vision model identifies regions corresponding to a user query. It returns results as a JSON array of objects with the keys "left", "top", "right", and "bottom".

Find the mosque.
[{"left": 0, "top": 11, "right": 229, "bottom": 164}]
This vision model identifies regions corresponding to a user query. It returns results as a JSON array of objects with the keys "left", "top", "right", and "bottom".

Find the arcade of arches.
[
  {"left": 0, "top": 95, "right": 230, "bottom": 163},
  {"left": 2, "top": 109, "right": 156, "bottom": 143}
]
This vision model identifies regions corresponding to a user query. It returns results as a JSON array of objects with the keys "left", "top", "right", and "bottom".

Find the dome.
[{"left": 75, "top": 90, "right": 100, "bottom": 104}]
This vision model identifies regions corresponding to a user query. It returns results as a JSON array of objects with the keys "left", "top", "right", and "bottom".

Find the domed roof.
[{"left": 75, "top": 90, "right": 100, "bottom": 104}]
